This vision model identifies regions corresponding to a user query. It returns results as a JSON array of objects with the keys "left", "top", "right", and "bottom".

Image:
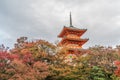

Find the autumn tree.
[
  {"left": 11, "top": 37, "right": 56, "bottom": 62},
  {"left": 88, "top": 45, "right": 119, "bottom": 73},
  {"left": 46, "top": 47, "right": 91, "bottom": 80},
  {"left": 0, "top": 44, "right": 12, "bottom": 79},
  {"left": 8, "top": 59, "right": 49, "bottom": 80},
  {"left": 0, "top": 42, "right": 50, "bottom": 80}
]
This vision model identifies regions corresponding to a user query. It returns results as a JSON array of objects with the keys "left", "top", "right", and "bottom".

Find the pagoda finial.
[{"left": 70, "top": 12, "right": 73, "bottom": 27}]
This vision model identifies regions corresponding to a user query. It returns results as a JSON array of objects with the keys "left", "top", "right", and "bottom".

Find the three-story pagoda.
[{"left": 58, "top": 13, "right": 89, "bottom": 54}]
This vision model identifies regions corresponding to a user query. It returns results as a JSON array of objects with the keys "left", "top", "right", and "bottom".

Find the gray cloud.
[{"left": 0, "top": 0, "right": 120, "bottom": 48}]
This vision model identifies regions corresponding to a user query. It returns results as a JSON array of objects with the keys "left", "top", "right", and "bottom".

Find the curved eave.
[
  {"left": 58, "top": 26, "right": 87, "bottom": 37},
  {"left": 64, "top": 37, "right": 89, "bottom": 41},
  {"left": 59, "top": 38, "right": 89, "bottom": 46}
]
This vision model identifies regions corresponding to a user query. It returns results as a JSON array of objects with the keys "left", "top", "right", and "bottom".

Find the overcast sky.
[{"left": 0, "top": 0, "right": 120, "bottom": 48}]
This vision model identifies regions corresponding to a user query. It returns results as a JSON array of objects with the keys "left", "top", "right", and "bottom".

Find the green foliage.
[
  {"left": 89, "top": 66, "right": 112, "bottom": 80},
  {"left": 110, "top": 74, "right": 120, "bottom": 80}
]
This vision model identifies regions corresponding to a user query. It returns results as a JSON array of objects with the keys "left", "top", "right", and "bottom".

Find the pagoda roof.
[
  {"left": 58, "top": 26, "right": 87, "bottom": 37},
  {"left": 59, "top": 37, "right": 89, "bottom": 46}
]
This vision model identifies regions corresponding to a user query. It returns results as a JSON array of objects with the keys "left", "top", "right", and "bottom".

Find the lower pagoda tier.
[{"left": 67, "top": 48, "right": 89, "bottom": 55}]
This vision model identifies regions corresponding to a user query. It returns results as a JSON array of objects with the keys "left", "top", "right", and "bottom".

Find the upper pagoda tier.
[{"left": 58, "top": 26, "right": 87, "bottom": 38}]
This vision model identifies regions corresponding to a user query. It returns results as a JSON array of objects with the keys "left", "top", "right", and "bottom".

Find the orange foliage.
[
  {"left": 23, "top": 42, "right": 35, "bottom": 47},
  {"left": 21, "top": 49, "right": 30, "bottom": 54},
  {"left": 114, "top": 60, "right": 120, "bottom": 77},
  {"left": 114, "top": 60, "right": 120, "bottom": 67}
]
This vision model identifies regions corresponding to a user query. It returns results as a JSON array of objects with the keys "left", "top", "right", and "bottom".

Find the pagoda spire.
[{"left": 70, "top": 12, "right": 73, "bottom": 27}]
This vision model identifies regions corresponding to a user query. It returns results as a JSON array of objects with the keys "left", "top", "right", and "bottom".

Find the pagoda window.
[
  {"left": 66, "top": 44, "right": 79, "bottom": 48},
  {"left": 66, "top": 34, "right": 79, "bottom": 39}
]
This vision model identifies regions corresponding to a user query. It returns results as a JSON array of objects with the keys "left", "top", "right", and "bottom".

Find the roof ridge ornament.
[{"left": 70, "top": 12, "right": 73, "bottom": 27}]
